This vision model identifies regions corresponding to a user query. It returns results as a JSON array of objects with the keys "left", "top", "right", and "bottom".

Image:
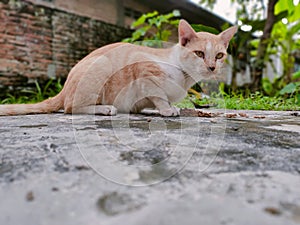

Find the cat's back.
[
  {"left": 83, "top": 42, "right": 170, "bottom": 62},
  {"left": 73, "top": 42, "right": 171, "bottom": 76},
  {"left": 82, "top": 42, "right": 130, "bottom": 61}
]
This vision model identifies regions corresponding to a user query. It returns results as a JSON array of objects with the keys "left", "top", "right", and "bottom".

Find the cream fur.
[{"left": 0, "top": 20, "right": 237, "bottom": 116}]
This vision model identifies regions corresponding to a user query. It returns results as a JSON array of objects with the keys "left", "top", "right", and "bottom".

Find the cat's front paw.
[
  {"left": 159, "top": 107, "right": 180, "bottom": 117},
  {"left": 95, "top": 105, "right": 117, "bottom": 116}
]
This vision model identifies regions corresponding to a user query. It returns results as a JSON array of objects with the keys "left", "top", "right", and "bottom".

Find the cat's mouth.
[{"left": 206, "top": 69, "right": 217, "bottom": 75}]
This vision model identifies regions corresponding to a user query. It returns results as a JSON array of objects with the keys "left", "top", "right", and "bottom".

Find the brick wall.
[{"left": 0, "top": 0, "right": 131, "bottom": 93}]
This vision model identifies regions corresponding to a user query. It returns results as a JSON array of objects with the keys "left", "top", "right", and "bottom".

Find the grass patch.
[
  {"left": 175, "top": 92, "right": 300, "bottom": 111},
  {"left": 1, "top": 79, "right": 299, "bottom": 111},
  {"left": 1, "top": 78, "right": 63, "bottom": 104}
]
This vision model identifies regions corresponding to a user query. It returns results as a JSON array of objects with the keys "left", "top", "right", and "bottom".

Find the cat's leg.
[
  {"left": 149, "top": 96, "right": 179, "bottom": 117},
  {"left": 72, "top": 105, "right": 117, "bottom": 116}
]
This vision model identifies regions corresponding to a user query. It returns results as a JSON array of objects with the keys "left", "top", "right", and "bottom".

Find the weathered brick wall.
[{"left": 0, "top": 0, "right": 131, "bottom": 93}]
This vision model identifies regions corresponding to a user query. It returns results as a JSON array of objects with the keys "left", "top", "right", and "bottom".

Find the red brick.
[{"left": 0, "top": 0, "right": 131, "bottom": 90}]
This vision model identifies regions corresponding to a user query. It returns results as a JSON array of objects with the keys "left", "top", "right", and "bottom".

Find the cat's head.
[{"left": 177, "top": 19, "right": 237, "bottom": 81}]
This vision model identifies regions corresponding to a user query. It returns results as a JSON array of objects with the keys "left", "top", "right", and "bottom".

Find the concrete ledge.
[{"left": 0, "top": 110, "right": 299, "bottom": 224}]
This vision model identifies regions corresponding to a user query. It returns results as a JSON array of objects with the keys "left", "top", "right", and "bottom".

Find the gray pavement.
[{"left": 0, "top": 109, "right": 299, "bottom": 225}]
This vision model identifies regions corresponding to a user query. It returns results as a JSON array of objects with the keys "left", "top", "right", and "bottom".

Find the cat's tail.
[{"left": 0, "top": 92, "right": 64, "bottom": 116}]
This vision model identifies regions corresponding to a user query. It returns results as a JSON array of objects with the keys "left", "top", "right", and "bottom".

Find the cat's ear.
[
  {"left": 178, "top": 19, "right": 197, "bottom": 47},
  {"left": 219, "top": 26, "right": 238, "bottom": 48}
]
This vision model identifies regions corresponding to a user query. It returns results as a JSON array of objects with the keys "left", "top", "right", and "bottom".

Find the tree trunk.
[{"left": 251, "top": 0, "right": 278, "bottom": 91}]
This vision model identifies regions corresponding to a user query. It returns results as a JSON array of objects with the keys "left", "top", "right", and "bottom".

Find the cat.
[{"left": 0, "top": 19, "right": 237, "bottom": 116}]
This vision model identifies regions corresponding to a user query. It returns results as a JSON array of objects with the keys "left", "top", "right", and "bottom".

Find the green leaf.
[
  {"left": 191, "top": 24, "right": 219, "bottom": 34},
  {"left": 163, "top": 12, "right": 176, "bottom": 20},
  {"left": 275, "top": 0, "right": 294, "bottom": 15},
  {"left": 132, "top": 30, "right": 142, "bottom": 40},
  {"left": 250, "top": 50, "right": 257, "bottom": 57},
  {"left": 170, "top": 19, "right": 180, "bottom": 26},
  {"left": 149, "top": 17, "right": 161, "bottom": 27},
  {"left": 279, "top": 83, "right": 297, "bottom": 95},
  {"left": 122, "top": 38, "right": 131, "bottom": 43},
  {"left": 297, "top": 93, "right": 300, "bottom": 105},
  {"left": 132, "top": 11, "right": 158, "bottom": 28},
  {"left": 288, "top": 21, "right": 300, "bottom": 38},
  {"left": 130, "top": 25, "right": 151, "bottom": 41},
  {"left": 289, "top": 4, "right": 300, "bottom": 22},
  {"left": 250, "top": 39, "right": 260, "bottom": 48},
  {"left": 160, "top": 30, "right": 171, "bottom": 41},
  {"left": 262, "top": 78, "right": 274, "bottom": 96},
  {"left": 292, "top": 70, "right": 300, "bottom": 80}
]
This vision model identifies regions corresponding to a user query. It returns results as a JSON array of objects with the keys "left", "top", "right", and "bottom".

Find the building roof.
[{"left": 139, "top": 0, "right": 231, "bottom": 31}]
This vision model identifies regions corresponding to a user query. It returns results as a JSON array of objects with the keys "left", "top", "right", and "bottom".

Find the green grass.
[
  {"left": 175, "top": 92, "right": 300, "bottom": 111},
  {"left": 1, "top": 78, "right": 63, "bottom": 104},
  {"left": 1, "top": 79, "right": 299, "bottom": 111}
]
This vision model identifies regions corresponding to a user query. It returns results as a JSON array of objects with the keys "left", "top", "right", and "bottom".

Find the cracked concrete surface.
[{"left": 0, "top": 110, "right": 299, "bottom": 225}]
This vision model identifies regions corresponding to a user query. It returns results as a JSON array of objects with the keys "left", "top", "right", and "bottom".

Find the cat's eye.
[
  {"left": 216, "top": 52, "right": 224, "bottom": 59},
  {"left": 194, "top": 51, "right": 205, "bottom": 58}
]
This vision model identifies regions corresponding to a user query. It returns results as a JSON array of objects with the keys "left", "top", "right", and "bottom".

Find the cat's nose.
[{"left": 208, "top": 67, "right": 216, "bottom": 72}]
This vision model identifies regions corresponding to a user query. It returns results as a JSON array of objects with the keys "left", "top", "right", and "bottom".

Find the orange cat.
[{"left": 0, "top": 20, "right": 237, "bottom": 116}]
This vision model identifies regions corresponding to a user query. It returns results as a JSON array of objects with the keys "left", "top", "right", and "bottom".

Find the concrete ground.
[{"left": 0, "top": 109, "right": 299, "bottom": 225}]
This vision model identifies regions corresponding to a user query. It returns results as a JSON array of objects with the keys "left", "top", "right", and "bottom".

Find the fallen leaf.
[
  {"left": 198, "top": 111, "right": 218, "bottom": 118},
  {"left": 26, "top": 191, "right": 34, "bottom": 202},
  {"left": 225, "top": 113, "right": 237, "bottom": 118},
  {"left": 238, "top": 113, "right": 248, "bottom": 118},
  {"left": 264, "top": 207, "right": 281, "bottom": 215},
  {"left": 254, "top": 116, "right": 266, "bottom": 119}
]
